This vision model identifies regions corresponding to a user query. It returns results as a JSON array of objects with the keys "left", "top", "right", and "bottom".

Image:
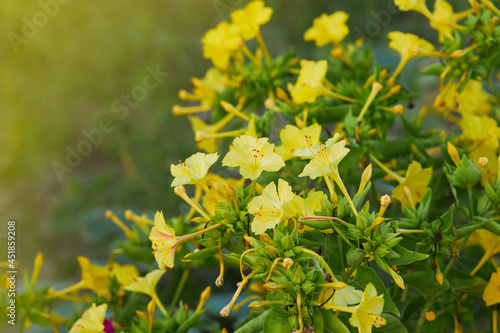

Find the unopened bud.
[
  {"left": 393, "top": 104, "right": 404, "bottom": 114},
  {"left": 447, "top": 142, "right": 461, "bottom": 167},
  {"left": 357, "top": 164, "right": 372, "bottom": 195},
  {"left": 178, "top": 90, "right": 189, "bottom": 100},
  {"left": 425, "top": 311, "right": 436, "bottom": 321}
]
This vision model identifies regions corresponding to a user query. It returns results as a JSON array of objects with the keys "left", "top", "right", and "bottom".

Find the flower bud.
[
  {"left": 425, "top": 311, "right": 436, "bottom": 321},
  {"left": 447, "top": 142, "right": 460, "bottom": 167}
]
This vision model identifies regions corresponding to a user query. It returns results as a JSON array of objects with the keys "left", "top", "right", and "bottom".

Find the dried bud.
[
  {"left": 282, "top": 258, "right": 294, "bottom": 269},
  {"left": 425, "top": 311, "right": 436, "bottom": 321},
  {"left": 479, "top": 157, "right": 488, "bottom": 167},
  {"left": 380, "top": 194, "right": 391, "bottom": 207}
]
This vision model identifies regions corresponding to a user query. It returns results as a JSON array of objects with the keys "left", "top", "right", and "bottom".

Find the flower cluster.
[{"left": 2, "top": 1, "right": 500, "bottom": 332}]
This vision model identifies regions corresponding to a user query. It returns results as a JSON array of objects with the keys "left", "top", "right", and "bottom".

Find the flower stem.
[
  {"left": 414, "top": 296, "right": 434, "bottom": 333},
  {"left": 168, "top": 267, "right": 190, "bottom": 312},
  {"left": 338, "top": 234, "right": 345, "bottom": 280}
]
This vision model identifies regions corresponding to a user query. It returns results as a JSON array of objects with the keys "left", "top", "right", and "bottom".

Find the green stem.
[
  {"left": 338, "top": 234, "right": 345, "bottom": 280},
  {"left": 414, "top": 296, "right": 434, "bottom": 333},
  {"left": 468, "top": 186, "right": 474, "bottom": 218},
  {"left": 169, "top": 268, "right": 191, "bottom": 312}
]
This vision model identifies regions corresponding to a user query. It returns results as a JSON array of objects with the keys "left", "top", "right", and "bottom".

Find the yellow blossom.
[
  {"left": 171, "top": 152, "right": 219, "bottom": 187},
  {"left": 283, "top": 191, "right": 326, "bottom": 219},
  {"left": 293, "top": 134, "right": 349, "bottom": 180},
  {"left": 459, "top": 115, "right": 500, "bottom": 150},
  {"left": 304, "top": 11, "right": 349, "bottom": 46},
  {"left": 276, "top": 123, "right": 322, "bottom": 161},
  {"left": 388, "top": 31, "right": 435, "bottom": 78},
  {"left": 202, "top": 22, "right": 242, "bottom": 69},
  {"left": 179, "top": 68, "right": 228, "bottom": 108},
  {"left": 125, "top": 269, "right": 167, "bottom": 315},
  {"left": 483, "top": 268, "right": 500, "bottom": 306},
  {"left": 294, "top": 133, "right": 357, "bottom": 215},
  {"left": 230, "top": 1, "right": 272, "bottom": 40},
  {"left": 69, "top": 303, "right": 107, "bottom": 333},
  {"left": 469, "top": 145, "right": 498, "bottom": 185},
  {"left": 325, "top": 283, "right": 386, "bottom": 333},
  {"left": 248, "top": 179, "right": 294, "bottom": 234},
  {"left": 429, "top": 0, "right": 474, "bottom": 42},
  {"left": 391, "top": 161, "right": 433, "bottom": 209},
  {"left": 437, "top": 80, "right": 493, "bottom": 117},
  {"left": 288, "top": 60, "right": 328, "bottom": 104},
  {"left": 222, "top": 135, "right": 285, "bottom": 180},
  {"left": 394, "top": 0, "right": 431, "bottom": 15},
  {"left": 189, "top": 114, "right": 236, "bottom": 153},
  {"left": 149, "top": 211, "right": 180, "bottom": 269},
  {"left": 77, "top": 256, "right": 112, "bottom": 299},
  {"left": 466, "top": 229, "right": 500, "bottom": 276},
  {"left": 111, "top": 263, "right": 140, "bottom": 287}
]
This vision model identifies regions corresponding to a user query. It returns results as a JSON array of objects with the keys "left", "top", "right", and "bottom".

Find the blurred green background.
[{"left": 0, "top": 0, "right": 437, "bottom": 330}]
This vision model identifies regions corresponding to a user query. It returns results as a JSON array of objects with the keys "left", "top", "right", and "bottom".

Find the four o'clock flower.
[
  {"left": 323, "top": 283, "right": 386, "bottom": 333},
  {"left": 294, "top": 133, "right": 358, "bottom": 215},
  {"left": 304, "top": 11, "right": 350, "bottom": 46},
  {"left": 69, "top": 303, "right": 108, "bottom": 333},
  {"left": 276, "top": 123, "right": 322, "bottom": 161},
  {"left": 288, "top": 60, "right": 328, "bottom": 104},
  {"left": 222, "top": 135, "right": 285, "bottom": 180},
  {"left": 125, "top": 269, "right": 167, "bottom": 315},
  {"left": 171, "top": 152, "right": 219, "bottom": 187},
  {"left": 150, "top": 211, "right": 222, "bottom": 269},
  {"left": 247, "top": 179, "right": 294, "bottom": 234},
  {"left": 230, "top": 0, "right": 272, "bottom": 40}
]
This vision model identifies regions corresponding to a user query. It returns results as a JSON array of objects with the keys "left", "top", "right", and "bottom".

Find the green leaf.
[
  {"left": 452, "top": 276, "right": 487, "bottom": 297},
  {"left": 320, "top": 309, "right": 351, "bottom": 333},
  {"left": 402, "top": 271, "right": 447, "bottom": 296},
  {"left": 177, "top": 308, "right": 207, "bottom": 333},
  {"left": 263, "top": 309, "right": 292, "bottom": 333},
  {"left": 312, "top": 308, "right": 324, "bottom": 333},
  {"left": 419, "top": 62, "right": 445, "bottom": 76},
  {"left": 353, "top": 266, "right": 400, "bottom": 316},
  {"left": 386, "top": 246, "right": 428, "bottom": 266},
  {"left": 235, "top": 309, "right": 271, "bottom": 333},
  {"left": 417, "top": 188, "right": 432, "bottom": 222}
]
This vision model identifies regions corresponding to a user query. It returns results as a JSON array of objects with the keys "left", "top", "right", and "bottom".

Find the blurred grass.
[{"left": 0, "top": 0, "right": 436, "bottom": 288}]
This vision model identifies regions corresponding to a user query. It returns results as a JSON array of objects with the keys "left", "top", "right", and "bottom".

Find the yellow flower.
[
  {"left": 149, "top": 211, "right": 180, "bottom": 269},
  {"left": 179, "top": 68, "right": 228, "bottom": 108},
  {"left": 391, "top": 161, "right": 433, "bottom": 209},
  {"left": 248, "top": 179, "right": 294, "bottom": 234},
  {"left": 466, "top": 229, "right": 500, "bottom": 276},
  {"left": 276, "top": 124, "right": 322, "bottom": 161},
  {"left": 289, "top": 60, "right": 328, "bottom": 104},
  {"left": 483, "top": 268, "right": 500, "bottom": 306},
  {"left": 189, "top": 114, "right": 236, "bottom": 153},
  {"left": 111, "top": 263, "right": 140, "bottom": 287},
  {"left": 69, "top": 303, "right": 107, "bottom": 333},
  {"left": 327, "top": 283, "right": 386, "bottom": 333},
  {"left": 469, "top": 145, "right": 498, "bottom": 185},
  {"left": 202, "top": 22, "right": 242, "bottom": 69},
  {"left": 170, "top": 152, "right": 219, "bottom": 187},
  {"left": 429, "top": 0, "right": 455, "bottom": 41},
  {"left": 294, "top": 134, "right": 349, "bottom": 180},
  {"left": 283, "top": 191, "right": 328, "bottom": 232},
  {"left": 295, "top": 134, "right": 358, "bottom": 214},
  {"left": 437, "top": 79, "right": 492, "bottom": 116},
  {"left": 394, "top": 0, "right": 430, "bottom": 15},
  {"left": 388, "top": 31, "right": 435, "bottom": 77},
  {"left": 230, "top": 0, "right": 272, "bottom": 40},
  {"left": 222, "top": 135, "right": 285, "bottom": 180},
  {"left": 77, "top": 256, "right": 112, "bottom": 299},
  {"left": 304, "top": 11, "right": 349, "bottom": 46},
  {"left": 125, "top": 269, "right": 167, "bottom": 315},
  {"left": 459, "top": 115, "right": 500, "bottom": 150}
]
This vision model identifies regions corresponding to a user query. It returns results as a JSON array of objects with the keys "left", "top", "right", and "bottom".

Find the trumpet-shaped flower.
[
  {"left": 69, "top": 303, "right": 107, "bottom": 333},
  {"left": 430, "top": 0, "right": 456, "bottom": 41},
  {"left": 394, "top": 0, "right": 430, "bottom": 14},
  {"left": 77, "top": 256, "right": 113, "bottom": 299},
  {"left": 437, "top": 79, "right": 492, "bottom": 117},
  {"left": 289, "top": 60, "right": 328, "bottom": 104},
  {"left": 483, "top": 268, "right": 500, "bottom": 306},
  {"left": 222, "top": 135, "right": 285, "bottom": 180},
  {"left": 171, "top": 152, "right": 219, "bottom": 187},
  {"left": 149, "top": 211, "right": 180, "bottom": 269},
  {"left": 459, "top": 115, "right": 500, "bottom": 150},
  {"left": 304, "top": 11, "right": 349, "bottom": 46},
  {"left": 230, "top": 1, "right": 272, "bottom": 40},
  {"left": 202, "top": 174, "right": 245, "bottom": 215},
  {"left": 180, "top": 68, "right": 228, "bottom": 108},
  {"left": 276, "top": 124, "right": 322, "bottom": 161},
  {"left": 202, "top": 22, "right": 242, "bottom": 69},
  {"left": 248, "top": 179, "right": 294, "bottom": 234},
  {"left": 326, "top": 283, "right": 386, "bottom": 333},
  {"left": 294, "top": 134, "right": 349, "bottom": 180},
  {"left": 282, "top": 191, "right": 325, "bottom": 219},
  {"left": 466, "top": 229, "right": 500, "bottom": 275},
  {"left": 391, "top": 161, "right": 433, "bottom": 209},
  {"left": 125, "top": 269, "right": 167, "bottom": 315},
  {"left": 388, "top": 32, "right": 435, "bottom": 77}
]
